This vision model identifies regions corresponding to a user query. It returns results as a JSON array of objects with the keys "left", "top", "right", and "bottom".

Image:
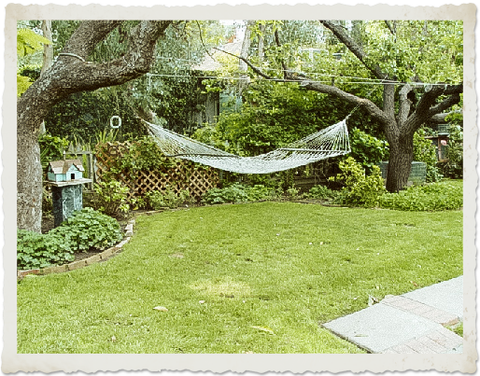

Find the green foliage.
[
  {"left": 17, "top": 28, "right": 52, "bottom": 58},
  {"left": 349, "top": 128, "right": 389, "bottom": 173},
  {"left": 50, "top": 207, "right": 123, "bottom": 252},
  {"left": 196, "top": 81, "right": 355, "bottom": 157},
  {"left": 440, "top": 114, "right": 463, "bottom": 179},
  {"left": 307, "top": 185, "right": 338, "bottom": 201},
  {"left": 202, "top": 183, "right": 278, "bottom": 205},
  {"left": 17, "top": 229, "right": 74, "bottom": 270},
  {"left": 44, "top": 90, "right": 144, "bottom": 142},
  {"left": 145, "top": 188, "right": 195, "bottom": 210},
  {"left": 202, "top": 183, "right": 250, "bottom": 205},
  {"left": 332, "top": 157, "right": 386, "bottom": 207},
  {"left": 17, "top": 208, "right": 122, "bottom": 270},
  {"left": 38, "top": 133, "right": 70, "bottom": 171},
  {"left": 379, "top": 180, "right": 463, "bottom": 211},
  {"left": 93, "top": 181, "right": 130, "bottom": 217},
  {"left": 413, "top": 128, "right": 443, "bottom": 182},
  {"left": 16, "top": 28, "right": 51, "bottom": 96}
]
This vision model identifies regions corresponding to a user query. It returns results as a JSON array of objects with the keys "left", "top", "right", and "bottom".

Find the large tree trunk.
[
  {"left": 17, "top": 128, "right": 44, "bottom": 233},
  {"left": 17, "top": 20, "right": 172, "bottom": 233},
  {"left": 385, "top": 131, "right": 414, "bottom": 192}
]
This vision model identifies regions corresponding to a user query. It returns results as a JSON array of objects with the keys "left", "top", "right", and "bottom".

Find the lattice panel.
[{"left": 95, "top": 141, "right": 219, "bottom": 202}]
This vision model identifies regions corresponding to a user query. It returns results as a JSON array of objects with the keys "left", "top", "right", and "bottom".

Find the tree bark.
[{"left": 17, "top": 20, "right": 172, "bottom": 232}]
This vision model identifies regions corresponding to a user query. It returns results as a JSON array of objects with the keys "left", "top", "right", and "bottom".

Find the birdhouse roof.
[{"left": 48, "top": 159, "right": 85, "bottom": 174}]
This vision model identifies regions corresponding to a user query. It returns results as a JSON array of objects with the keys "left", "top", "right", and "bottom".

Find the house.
[
  {"left": 47, "top": 159, "right": 84, "bottom": 182},
  {"left": 191, "top": 38, "right": 244, "bottom": 127}
]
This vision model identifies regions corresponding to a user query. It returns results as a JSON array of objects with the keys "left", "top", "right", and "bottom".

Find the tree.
[
  {"left": 222, "top": 20, "right": 463, "bottom": 192},
  {"left": 17, "top": 20, "right": 172, "bottom": 233}
]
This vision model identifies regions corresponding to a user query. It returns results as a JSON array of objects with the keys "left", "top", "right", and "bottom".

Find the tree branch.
[
  {"left": 213, "top": 47, "right": 276, "bottom": 80},
  {"left": 18, "top": 20, "right": 172, "bottom": 132},
  {"left": 62, "top": 20, "right": 123, "bottom": 59},
  {"left": 320, "top": 20, "right": 388, "bottom": 80},
  {"left": 397, "top": 84, "right": 413, "bottom": 124},
  {"left": 430, "top": 109, "right": 462, "bottom": 124}
]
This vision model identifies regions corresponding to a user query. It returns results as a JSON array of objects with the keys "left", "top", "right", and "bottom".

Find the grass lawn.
[{"left": 17, "top": 202, "right": 463, "bottom": 354}]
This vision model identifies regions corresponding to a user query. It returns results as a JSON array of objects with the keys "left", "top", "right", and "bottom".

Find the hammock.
[{"left": 145, "top": 118, "right": 351, "bottom": 174}]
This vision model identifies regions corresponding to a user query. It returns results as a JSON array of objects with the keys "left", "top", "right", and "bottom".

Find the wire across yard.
[{"left": 17, "top": 202, "right": 463, "bottom": 354}]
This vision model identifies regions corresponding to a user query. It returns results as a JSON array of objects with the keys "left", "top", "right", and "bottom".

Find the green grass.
[{"left": 17, "top": 202, "right": 463, "bottom": 354}]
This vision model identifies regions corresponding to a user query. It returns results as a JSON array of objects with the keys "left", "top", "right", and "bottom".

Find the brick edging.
[{"left": 17, "top": 219, "right": 135, "bottom": 280}]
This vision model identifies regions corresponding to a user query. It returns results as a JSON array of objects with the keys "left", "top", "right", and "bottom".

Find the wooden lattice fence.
[{"left": 95, "top": 141, "right": 220, "bottom": 201}]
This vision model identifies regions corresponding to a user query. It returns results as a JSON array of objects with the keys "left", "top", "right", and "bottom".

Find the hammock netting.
[{"left": 145, "top": 118, "right": 351, "bottom": 174}]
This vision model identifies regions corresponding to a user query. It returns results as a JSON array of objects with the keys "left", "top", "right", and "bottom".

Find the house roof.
[
  {"left": 193, "top": 39, "right": 243, "bottom": 72},
  {"left": 48, "top": 159, "right": 84, "bottom": 174}
]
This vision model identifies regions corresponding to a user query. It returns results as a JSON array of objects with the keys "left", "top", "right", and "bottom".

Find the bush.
[
  {"left": 379, "top": 180, "right": 463, "bottom": 211},
  {"left": 202, "top": 183, "right": 278, "bottom": 205},
  {"left": 145, "top": 187, "right": 195, "bottom": 210},
  {"left": 331, "top": 157, "right": 386, "bottom": 207},
  {"left": 350, "top": 128, "right": 389, "bottom": 173},
  {"left": 93, "top": 180, "right": 130, "bottom": 217},
  {"left": 50, "top": 207, "right": 123, "bottom": 252},
  {"left": 202, "top": 183, "right": 249, "bottom": 205},
  {"left": 307, "top": 185, "right": 338, "bottom": 201},
  {"left": 413, "top": 129, "right": 443, "bottom": 182},
  {"left": 17, "top": 208, "right": 123, "bottom": 270}
]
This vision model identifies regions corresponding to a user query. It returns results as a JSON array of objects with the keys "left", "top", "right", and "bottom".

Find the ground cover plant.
[
  {"left": 379, "top": 179, "right": 463, "bottom": 211},
  {"left": 17, "top": 208, "right": 122, "bottom": 270},
  {"left": 17, "top": 202, "right": 462, "bottom": 354}
]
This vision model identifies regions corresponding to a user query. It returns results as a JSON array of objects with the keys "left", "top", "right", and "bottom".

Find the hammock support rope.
[{"left": 145, "top": 118, "right": 351, "bottom": 174}]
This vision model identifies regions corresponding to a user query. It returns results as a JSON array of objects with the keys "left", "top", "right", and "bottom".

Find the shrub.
[
  {"left": 413, "top": 128, "right": 443, "bottom": 182},
  {"left": 246, "top": 184, "right": 279, "bottom": 201},
  {"left": 145, "top": 187, "right": 194, "bottom": 210},
  {"left": 331, "top": 157, "right": 386, "bottom": 207},
  {"left": 93, "top": 180, "right": 130, "bottom": 217},
  {"left": 379, "top": 180, "right": 463, "bottom": 211},
  {"left": 202, "top": 183, "right": 249, "bottom": 205},
  {"left": 39, "top": 133, "right": 70, "bottom": 172},
  {"left": 307, "top": 185, "right": 338, "bottom": 201},
  {"left": 350, "top": 128, "right": 389, "bottom": 173},
  {"left": 50, "top": 207, "right": 123, "bottom": 252},
  {"left": 17, "top": 208, "right": 123, "bottom": 270}
]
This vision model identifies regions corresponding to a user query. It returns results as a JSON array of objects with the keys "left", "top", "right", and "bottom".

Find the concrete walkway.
[{"left": 323, "top": 276, "right": 463, "bottom": 354}]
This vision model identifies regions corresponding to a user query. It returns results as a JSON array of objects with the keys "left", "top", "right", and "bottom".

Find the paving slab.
[
  {"left": 403, "top": 276, "right": 463, "bottom": 319},
  {"left": 322, "top": 277, "right": 463, "bottom": 354},
  {"left": 323, "top": 303, "right": 441, "bottom": 353}
]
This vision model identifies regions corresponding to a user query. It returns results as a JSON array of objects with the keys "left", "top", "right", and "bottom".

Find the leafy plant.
[
  {"left": 349, "top": 128, "right": 389, "bottom": 173},
  {"left": 93, "top": 180, "right": 130, "bottom": 217},
  {"left": 413, "top": 128, "right": 443, "bottom": 182},
  {"left": 202, "top": 183, "right": 249, "bottom": 205},
  {"left": 39, "top": 133, "right": 70, "bottom": 171},
  {"left": 17, "top": 230, "right": 74, "bottom": 270},
  {"left": 307, "top": 185, "right": 338, "bottom": 201},
  {"left": 49, "top": 207, "right": 123, "bottom": 252},
  {"left": 18, "top": 208, "right": 122, "bottom": 270},
  {"left": 379, "top": 180, "right": 463, "bottom": 211},
  {"left": 145, "top": 187, "right": 195, "bottom": 210},
  {"left": 331, "top": 157, "right": 386, "bottom": 207}
]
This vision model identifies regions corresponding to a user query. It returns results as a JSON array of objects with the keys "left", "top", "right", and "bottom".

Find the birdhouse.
[
  {"left": 45, "top": 159, "right": 92, "bottom": 227},
  {"left": 47, "top": 159, "right": 84, "bottom": 182}
]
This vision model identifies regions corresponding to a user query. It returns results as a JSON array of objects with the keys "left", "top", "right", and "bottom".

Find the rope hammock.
[{"left": 144, "top": 117, "right": 351, "bottom": 174}]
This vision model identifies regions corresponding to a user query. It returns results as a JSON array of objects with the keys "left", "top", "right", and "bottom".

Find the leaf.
[{"left": 251, "top": 325, "right": 275, "bottom": 335}]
